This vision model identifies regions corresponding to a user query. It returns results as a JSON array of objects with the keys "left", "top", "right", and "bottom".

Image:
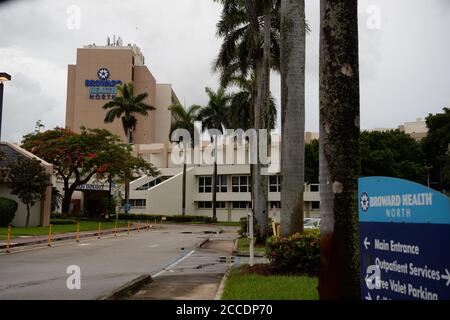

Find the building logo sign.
[
  {"left": 85, "top": 68, "right": 123, "bottom": 100},
  {"left": 359, "top": 176, "right": 450, "bottom": 300}
]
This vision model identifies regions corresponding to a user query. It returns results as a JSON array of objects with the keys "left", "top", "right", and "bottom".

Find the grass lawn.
[
  {"left": 222, "top": 266, "right": 319, "bottom": 300},
  {"left": 0, "top": 220, "right": 129, "bottom": 240},
  {"left": 237, "top": 237, "right": 266, "bottom": 254}
]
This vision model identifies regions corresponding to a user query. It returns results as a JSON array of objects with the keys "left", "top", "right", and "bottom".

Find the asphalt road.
[{"left": 0, "top": 224, "right": 220, "bottom": 300}]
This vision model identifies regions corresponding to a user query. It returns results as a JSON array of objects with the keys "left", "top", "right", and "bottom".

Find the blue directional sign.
[{"left": 359, "top": 177, "right": 450, "bottom": 300}]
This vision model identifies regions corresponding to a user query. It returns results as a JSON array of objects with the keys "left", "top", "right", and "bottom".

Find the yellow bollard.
[
  {"left": 137, "top": 221, "right": 140, "bottom": 233},
  {"left": 6, "top": 224, "right": 11, "bottom": 253},
  {"left": 127, "top": 221, "right": 130, "bottom": 235},
  {"left": 114, "top": 221, "right": 118, "bottom": 237},
  {"left": 147, "top": 220, "right": 150, "bottom": 231},
  {"left": 76, "top": 222, "right": 80, "bottom": 243},
  {"left": 98, "top": 222, "right": 102, "bottom": 239},
  {"left": 48, "top": 224, "right": 53, "bottom": 247}
]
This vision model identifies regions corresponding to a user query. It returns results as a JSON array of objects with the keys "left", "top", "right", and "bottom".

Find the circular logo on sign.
[
  {"left": 97, "top": 68, "right": 110, "bottom": 80},
  {"left": 360, "top": 192, "right": 370, "bottom": 212}
]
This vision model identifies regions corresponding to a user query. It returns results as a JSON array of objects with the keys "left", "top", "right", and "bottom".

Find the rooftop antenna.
[{"left": 107, "top": 36, "right": 110, "bottom": 46}]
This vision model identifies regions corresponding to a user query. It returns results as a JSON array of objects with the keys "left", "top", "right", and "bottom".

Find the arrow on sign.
[
  {"left": 364, "top": 237, "right": 371, "bottom": 250},
  {"left": 365, "top": 292, "right": 372, "bottom": 300},
  {"left": 442, "top": 269, "right": 450, "bottom": 287}
]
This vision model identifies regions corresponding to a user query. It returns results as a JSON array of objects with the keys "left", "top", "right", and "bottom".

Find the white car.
[{"left": 304, "top": 218, "right": 321, "bottom": 229}]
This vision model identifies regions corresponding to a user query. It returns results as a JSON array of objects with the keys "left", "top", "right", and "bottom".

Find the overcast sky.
[{"left": 0, "top": 0, "right": 449, "bottom": 143}]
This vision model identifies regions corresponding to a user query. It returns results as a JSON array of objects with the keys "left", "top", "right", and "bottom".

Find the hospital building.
[{"left": 62, "top": 40, "right": 321, "bottom": 222}]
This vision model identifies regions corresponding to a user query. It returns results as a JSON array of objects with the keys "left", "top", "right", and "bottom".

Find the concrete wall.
[{"left": 0, "top": 184, "right": 41, "bottom": 227}]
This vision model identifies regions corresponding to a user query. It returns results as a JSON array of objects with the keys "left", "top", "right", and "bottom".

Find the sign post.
[{"left": 359, "top": 177, "right": 450, "bottom": 300}]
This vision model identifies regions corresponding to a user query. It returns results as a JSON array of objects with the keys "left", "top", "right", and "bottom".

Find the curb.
[
  {"left": 196, "top": 237, "right": 210, "bottom": 248},
  {"left": 214, "top": 268, "right": 231, "bottom": 300},
  {"left": 0, "top": 225, "right": 156, "bottom": 250},
  {"left": 234, "top": 251, "right": 265, "bottom": 258},
  {"left": 97, "top": 274, "right": 152, "bottom": 300}
]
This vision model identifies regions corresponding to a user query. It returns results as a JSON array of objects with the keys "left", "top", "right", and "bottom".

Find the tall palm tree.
[
  {"left": 318, "top": 0, "right": 360, "bottom": 299},
  {"left": 198, "top": 87, "right": 231, "bottom": 222},
  {"left": 280, "top": 0, "right": 306, "bottom": 237},
  {"left": 228, "top": 74, "right": 277, "bottom": 131},
  {"left": 103, "top": 82, "right": 155, "bottom": 210},
  {"left": 214, "top": 0, "right": 278, "bottom": 242},
  {"left": 103, "top": 83, "right": 155, "bottom": 144},
  {"left": 169, "top": 103, "right": 202, "bottom": 216}
]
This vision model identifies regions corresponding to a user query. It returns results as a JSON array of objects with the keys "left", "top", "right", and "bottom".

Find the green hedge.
[
  {"left": 0, "top": 198, "right": 18, "bottom": 227},
  {"left": 50, "top": 219, "right": 78, "bottom": 225},
  {"left": 266, "top": 229, "right": 320, "bottom": 276},
  {"left": 117, "top": 213, "right": 212, "bottom": 223}
]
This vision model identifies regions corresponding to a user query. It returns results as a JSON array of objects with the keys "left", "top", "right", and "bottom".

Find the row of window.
[
  {"left": 197, "top": 201, "right": 320, "bottom": 210},
  {"left": 197, "top": 201, "right": 252, "bottom": 210},
  {"left": 122, "top": 199, "right": 147, "bottom": 207},
  {"left": 136, "top": 177, "right": 164, "bottom": 191},
  {"left": 122, "top": 200, "right": 319, "bottom": 210},
  {"left": 198, "top": 175, "right": 271, "bottom": 193}
]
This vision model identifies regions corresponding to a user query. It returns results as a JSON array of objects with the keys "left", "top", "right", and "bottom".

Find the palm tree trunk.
[
  {"left": 26, "top": 203, "right": 30, "bottom": 227},
  {"left": 124, "top": 128, "right": 132, "bottom": 212},
  {"left": 254, "top": 0, "right": 272, "bottom": 242},
  {"left": 318, "top": 0, "right": 360, "bottom": 300},
  {"left": 212, "top": 160, "right": 217, "bottom": 223},
  {"left": 280, "top": 0, "right": 306, "bottom": 237},
  {"left": 182, "top": 162, "right": 187, "bottom": 216},
  {"left": 212, "top": 137, "right": 218, "bottom": 222}
]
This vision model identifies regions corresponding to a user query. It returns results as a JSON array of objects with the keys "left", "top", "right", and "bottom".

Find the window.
[
  {"left": 198, "top": 201, "right": 212, "bottom": 209},
  {"left": 198, "top": 201, "right": 227, "bottom": 209},
  {"left": 136, "top": 178, "right": 162, "bottom": 190},
  {"left": 270, "top": 201, "right": 281, "bottom": 209},
  {"left": 312, "top": 201, "right": 320, "bottom": 210},
  {"left": 232, "top": 201, "right": 252, "bottom": 209},
  {"left": 310, "top": 184, "right": 320, "bottom": 192},
  {"left": 199, "top": 176, "right": 212, "bottom": 193},
  {"left": 232, "top": 175, "right": 251, "bottom": 193},
  {"left": 126, "top": 199, "right": 146, "bottom": 207},
  {"left": 216, "top": 175, "right": 228, "bottom": 193},
  {"left": 269, "top": 175, "right": 281, "bottom": 192}
]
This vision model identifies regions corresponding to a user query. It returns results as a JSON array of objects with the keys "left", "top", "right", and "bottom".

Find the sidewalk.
[
  {"left": 129, "top": 228, "right": 238, "bottom": 300},
  {"left": 0, "top": 223, "right": 154, "bottom": 250}
]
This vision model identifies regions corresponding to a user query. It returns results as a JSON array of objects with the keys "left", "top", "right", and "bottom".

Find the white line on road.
[{"left": 152, "top": 250, "right": 195, "bottom": 278}]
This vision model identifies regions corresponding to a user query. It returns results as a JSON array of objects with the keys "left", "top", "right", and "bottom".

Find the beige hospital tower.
[{"left": 63, "top": 40, "right": 322, "bottom": 221}]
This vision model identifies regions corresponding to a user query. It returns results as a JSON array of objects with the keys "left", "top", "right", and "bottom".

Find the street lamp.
[{"left": 0, "top": 72, "right": 12, "bottom": 141}]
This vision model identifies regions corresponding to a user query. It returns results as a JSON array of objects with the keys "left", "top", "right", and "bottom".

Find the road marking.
[
  {"left": 152, "top": 250, "right": 195, "bottom": 278},
  {"left": 148, "top": 245, "right": 159, "bottom": 248},
  {"left": 78, "top": 243, "right": 92, "bottom": 246}
]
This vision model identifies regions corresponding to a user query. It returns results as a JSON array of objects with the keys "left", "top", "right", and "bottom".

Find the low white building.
[{"left": 0, "top": 142, "right": 53, "bottom": 227}]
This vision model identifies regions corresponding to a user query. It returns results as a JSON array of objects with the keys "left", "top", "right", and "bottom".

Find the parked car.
[{"left": 304, "top": 218, "right": 321, "bottom": 229}]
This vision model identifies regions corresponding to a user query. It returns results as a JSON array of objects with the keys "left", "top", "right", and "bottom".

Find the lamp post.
[{"left": 0, "top": 72, "right": 12, "bottom": 141}]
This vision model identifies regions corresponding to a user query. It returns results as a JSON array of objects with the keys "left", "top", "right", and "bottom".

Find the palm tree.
[
  {"left": 169, "top": 103, "right": 202, "bottom": 216},
  {"left": 198, "top": 87, "right": 231, "bottom": 222},
  {"left": 318, "top": 0, "right": 360, "bottom": 299},
  {"left": 103, "top": 83, "right": 155, "bottom": 144},
  {"left": 228, "top": 74, "right": 277, "bottom": 131},
  {"left": 103, "top": 82, "right": 155, "bottom": 211},
  {"left": 214, "top": 0, "right": 278, "bottom": 242},
  {"left": 280, "top": 0, "right": 306, "bottom": 237}
]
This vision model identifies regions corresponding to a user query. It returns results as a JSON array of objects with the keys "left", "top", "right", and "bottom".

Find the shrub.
[
  {"left": 0, "top": 197, "right": 19, "bottom": 226},
  {"left": 239, "top": 217, "right": 274, "bottom": 240},
  {"left": 117, "top": 213, "right": 212, "bottom": 223},
  {"left": 168, "top": 215, "right": 212, "bottom": 223},
  {"left": 50, "top": 219, "right": 77, "bottom": 225},
  {"left": 266, "top": 229, "right": 320, "bottom": 276}
]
